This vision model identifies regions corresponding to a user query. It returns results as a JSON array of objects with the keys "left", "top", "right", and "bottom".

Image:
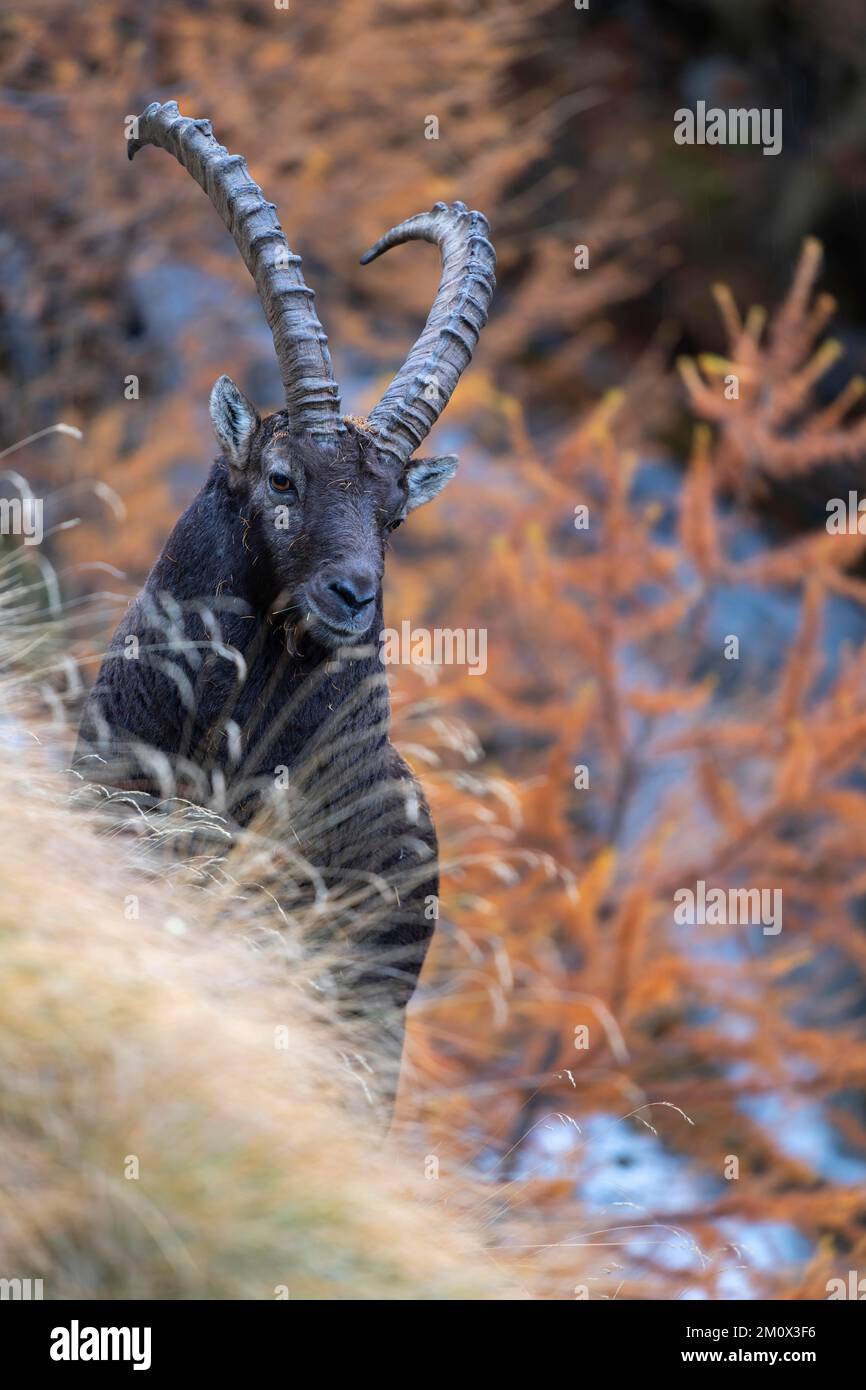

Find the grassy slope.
[{"left": 0, "top": 742, "right": 512, "bottom": 1300}]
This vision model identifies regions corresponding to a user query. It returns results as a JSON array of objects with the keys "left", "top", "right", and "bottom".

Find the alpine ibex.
[{"left": 75, "top": 101, "right": 495, "bottom": 1113}]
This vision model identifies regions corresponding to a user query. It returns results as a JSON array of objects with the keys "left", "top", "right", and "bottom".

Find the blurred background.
[{"left": 3, "top": 0, "right": 866, "bottom": 1299}]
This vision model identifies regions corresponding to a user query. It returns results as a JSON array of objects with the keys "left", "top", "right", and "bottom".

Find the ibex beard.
[{"left": 74, "top": 100, "right": 495, "bottom": 1121}]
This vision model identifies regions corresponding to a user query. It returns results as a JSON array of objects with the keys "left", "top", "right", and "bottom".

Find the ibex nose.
[{"left": 328, "top": 572, "right": 376, "bottom": 615}]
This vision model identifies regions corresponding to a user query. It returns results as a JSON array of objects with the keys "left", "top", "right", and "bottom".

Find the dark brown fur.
[{"left": 75, "top": 416, "right": 446, "bottom": 1116}]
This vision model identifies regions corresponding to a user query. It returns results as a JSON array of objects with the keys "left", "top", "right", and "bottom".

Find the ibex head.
[{"left": 128, "top": 101, "right": 495, "bottom": 648}]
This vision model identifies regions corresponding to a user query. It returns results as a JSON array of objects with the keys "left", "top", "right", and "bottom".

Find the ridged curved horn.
[
  {"left": 360, "top": 201, "right": 495, "bottom": 467},
  {"left": 128, "top": 100, "right": 343, "bottom": 439}
]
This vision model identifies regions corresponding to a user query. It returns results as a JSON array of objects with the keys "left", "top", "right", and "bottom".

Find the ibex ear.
[
  {"left": 403, "top": 454, "right": 458, "bottom": 513},
  {"left": 210, "top": 375, "right": 260, "bottom": 468}
]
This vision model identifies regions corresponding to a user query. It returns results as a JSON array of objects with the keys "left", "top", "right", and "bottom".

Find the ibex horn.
[
  {"left": 360, "top": 201, "right": 496, "bottom": 468},
  {"left": 128, "top": 100, "right": 344, "bottom": 440}
]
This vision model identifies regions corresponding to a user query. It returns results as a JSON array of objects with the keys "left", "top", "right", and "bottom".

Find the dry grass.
[{"left": 0, "top": 707, "right": 518, "bottom": 1300}]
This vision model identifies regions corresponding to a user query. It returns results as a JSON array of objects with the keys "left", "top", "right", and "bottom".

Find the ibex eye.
[
  {"left": 269, "top": 472, "right": 296, "bottom": 496},
  {"left": 388, "top": 516, "right": 405, "bottom": 532}
]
